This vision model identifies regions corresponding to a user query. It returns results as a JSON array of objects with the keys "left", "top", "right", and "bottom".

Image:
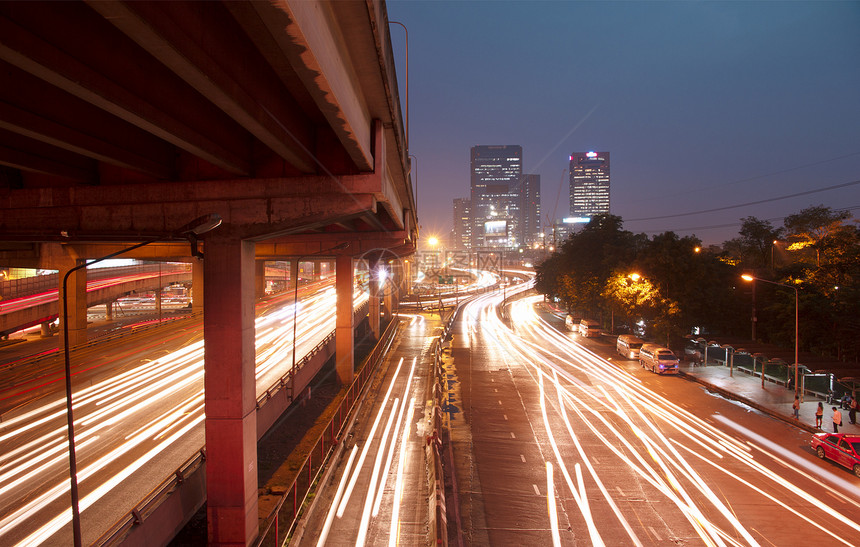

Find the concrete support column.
[
  {"left": 40, "top": 321, "right": 52, "bottom": 338},
  {"left": 383, "top": 283, "right": 394, "bottom": 322},
  {"left": 105, "top": 300, "right": 114, "bottom": 320},
  {"left": 403, "top": 258, "right": 413, "bottom": 296},
  {"left": 203, "top": 238, "right": 258, "bottom": 546},
  {"left": 290, "top": 259, "right": 299, "bottom": 293},
  {"left": 391, "top": 260, "right": 403, "bottom": 315},
  {"left": 254, "top": 260, "right": 266, "bottom": 299},
  {"left": 191, "top": 259, "right": 204, "bottom": 314},
  {"left": 59, "top": 260, "right": 87, "bottom": 348},
  {"left": 312, "top": 260, "right": 321, "bottom": 282},
  {"left": 368, "top": 258, "right": 380, "bottom": 339},
  {"left": 335, "top": 254, "right": 354, "bottom": 384},
  {"left": 155, "top": 288, "right": 163, "bottom": 321}
]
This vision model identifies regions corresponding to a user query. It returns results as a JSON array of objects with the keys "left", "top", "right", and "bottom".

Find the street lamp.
[
  {"left": 741, "top": 274, "right": 799, "bottom": 399},
  {"left": 291, "top": 242, "right": 349, "bottom": 400},
  {"left": 61, "top": 213, "right": 221, "bottom": 547}
]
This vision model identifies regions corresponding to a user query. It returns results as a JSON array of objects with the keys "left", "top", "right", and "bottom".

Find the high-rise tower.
[
  {"left": 569, "top": 151, "right": 610, "bottom": 220},
  {"left": 470, "top": 145, "right": 522, "bottom": 249},
  {"left": 519, "top": 173, "right": 541, "bottom": 248},
  {"left": 452, "top": 197, "right": 471, "bottom": 250}
]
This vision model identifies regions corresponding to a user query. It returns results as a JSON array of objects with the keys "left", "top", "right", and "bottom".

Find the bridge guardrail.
[
  {"left": 255, "top": 314, "right": 400, "bottom": 546},
  {"left": 427, "top": 308, "right": 457, "bottom": 546},
  {"left": 72, "top": 297, "right": 372, "bottom": 546},
  {"left": 94, "top": 448, "right": 206, "bottom": 547}
]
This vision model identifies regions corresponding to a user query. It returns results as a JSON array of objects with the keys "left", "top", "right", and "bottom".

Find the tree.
[
  {"left": 723, "top": 217, "right": 783, "bottom": 270},
  {"left": 783, "top": 205, "right": 852, "bottom": 267}
]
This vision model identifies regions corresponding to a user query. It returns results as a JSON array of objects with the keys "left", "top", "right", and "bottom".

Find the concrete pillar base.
[
  {"left": 335, "top": 254, "right": 354, "bottom": 384},
  {"left": 203, "top": 238, "right": 258, "bottom": 546}
]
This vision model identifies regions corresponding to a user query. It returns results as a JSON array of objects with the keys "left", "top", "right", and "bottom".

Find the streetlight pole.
[
  {"left": 61, "top": 214, "right": 221, "bottom": 547},
  {"left": 291, "top": 242, "right": 349, "bottom": 400},
  {"left": 741, "top": 274, "right": 799, "bottom": 399}
]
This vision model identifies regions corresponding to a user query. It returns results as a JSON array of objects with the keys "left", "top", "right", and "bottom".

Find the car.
[{"left": 810, "top": 432, "right": 860, "bottom": 477}]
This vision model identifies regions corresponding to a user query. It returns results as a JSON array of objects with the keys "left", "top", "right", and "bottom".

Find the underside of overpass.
[{"left": 0, "top": 1, "right": 416, "bottom": 544}]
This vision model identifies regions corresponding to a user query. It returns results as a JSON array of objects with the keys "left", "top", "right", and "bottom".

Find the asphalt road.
[
  {"left": 290, "top": 312, "right": 439, "bottom": 546},
  {"left": 0, "top": 282, "right": 365, "bottom": 546},
  {"left": 444, "top": 289, "right": 860, "bottom": 546}
]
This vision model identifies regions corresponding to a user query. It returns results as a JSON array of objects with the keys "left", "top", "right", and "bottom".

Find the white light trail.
[
  {"left": 336, "top": 358, "right": 405, "bottom": 518},
  {"left": 373, "top": 358, "right": 417, "bottom": 517},
  {"left": 317, "top": 444, "right": 360, "bottom": 547},
  {"left": 388, "top": 399, "right": 416, "bottom": 547},
  {"left": 546, "top": 462, "right": 561, "bottom": 547}
]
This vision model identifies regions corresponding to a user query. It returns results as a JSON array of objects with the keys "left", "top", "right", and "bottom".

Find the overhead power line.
[
  {"left": 638, "top": 204, "right": 860, "bottom": 234},
  {"left": 626, "top": 179, "right": 860, "bottom": 223}
]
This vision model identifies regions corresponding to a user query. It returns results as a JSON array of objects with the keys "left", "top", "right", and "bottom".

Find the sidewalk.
[{"left": 679, "top": 364, "right": 860, "bottom": 435}]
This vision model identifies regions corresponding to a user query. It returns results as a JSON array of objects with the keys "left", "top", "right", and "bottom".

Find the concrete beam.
[
  {"left": 0, "top": 181, "right": 384, "bottom": 241},
  {"left": 243, "top": 0, "right": 374, "bottom": 171},
  {"left": 87, "top": 1, "right": 317, "bottom": 174},
  {"left": 0, "top": 13, "right": 250, "bottom": 176}
]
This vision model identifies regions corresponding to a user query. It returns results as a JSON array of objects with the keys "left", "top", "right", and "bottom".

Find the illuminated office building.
[
  {"left": 470, "top": 145, "right": 522, "bottom": 249},
  {"left": 452, "top": 197, "right": 471, "bottom": 250},
  {"left": 569, "top": 151, "right": 610, "bottom": 220},
  {"left": 520, "top": 173, "right": 541, "bottom": 247}
]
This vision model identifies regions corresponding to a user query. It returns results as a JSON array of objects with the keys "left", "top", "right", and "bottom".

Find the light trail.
[
  {"left": 388, "top": 398, "right": 416, "bottom": 547},
  {"left": 0, "top": 281, "right": 369, "bottom": 545},
  {"left": 545, "top": 462, "right": 562, "bottom": 547},
  {"left": 462, "top": 290, "right": 860, "bottom": 545}
]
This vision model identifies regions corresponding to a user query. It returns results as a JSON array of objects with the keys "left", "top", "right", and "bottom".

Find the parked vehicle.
[
  {"left": 564, "top": 314, "right": 581, "bottom": 332},
  {"left": 811, "top": 433, "right": 860, "bottom": 477},
  {"left": 579, "top": 319, "right": 601, "bottom": 338},
  {"left": 639, "top": 344, "right": 679, "bottom": 374},
  {"left": 616, "top": 334, "right": 645, "bottom": 359}
]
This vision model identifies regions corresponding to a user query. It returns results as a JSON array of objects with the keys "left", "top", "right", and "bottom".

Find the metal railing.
[
  {"left": 254, "top": 315, "right": 400, "bottom": 546},
  {"left": 94, "top": 449, "right": 206, "bottom": 546}
]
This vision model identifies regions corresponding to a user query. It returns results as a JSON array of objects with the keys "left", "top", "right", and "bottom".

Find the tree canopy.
[{"left": 535, "top": 207, "right": 859, "bottom": 362}]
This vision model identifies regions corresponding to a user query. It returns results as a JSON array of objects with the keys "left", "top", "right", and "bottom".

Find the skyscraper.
[
  {"left": 470, "top": 145, "right": 522, "bottom": 249},
  {"left": 569, "top": 151, "right": 610, "bottom": 220},
  {"left": 519, "top": 174, "right": 541, "bottom": 248},
  {"left": 452, "top": 197, "right": 471, "bottom": 250}
]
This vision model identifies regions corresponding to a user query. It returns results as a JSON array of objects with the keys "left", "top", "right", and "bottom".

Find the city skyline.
[{"left": 387, "top": 1, "right": 860, "bottom": 246}]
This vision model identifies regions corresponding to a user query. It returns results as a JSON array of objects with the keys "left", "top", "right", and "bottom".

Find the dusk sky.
[{"left": 386, "top": 1, "right": 860, "bottom": 246}]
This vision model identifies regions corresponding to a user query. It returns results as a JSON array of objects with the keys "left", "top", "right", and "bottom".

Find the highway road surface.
[
  {"left": 444, "top": 288, "right": 860, "bottom": 545},
  {"left": 0, "top": 281, "right": 365, "bottom": 546}
]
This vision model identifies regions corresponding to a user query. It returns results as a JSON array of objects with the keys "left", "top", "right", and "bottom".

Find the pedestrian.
[
  {"left": 850, "top": 394, "right": 857, "bottom": 425},
  {"left": 792, "top": 395, "right": 800, "bottom": 419},
  {"left": 815, "top": 402, "right": 823, "bottom": 429},
  {"left": 832, "top": 407, "right": 842, "bottom": 433}
]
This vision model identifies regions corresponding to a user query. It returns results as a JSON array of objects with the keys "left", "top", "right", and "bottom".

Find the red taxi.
[{"left": 811, "top": 433, "right": 860, "bottom": 477}]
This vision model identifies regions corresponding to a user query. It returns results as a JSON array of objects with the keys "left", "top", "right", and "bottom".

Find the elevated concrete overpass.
[
  {"left": 0, "top": 264, "right": 192, "bottom": 336},
  {"left": 0, "top": 1, "right": 416, "bottom": 544}
]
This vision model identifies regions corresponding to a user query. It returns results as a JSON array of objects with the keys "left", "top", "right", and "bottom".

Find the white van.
[
  {"left": 564, "top": 315, "right": 580, "bottom": 331},
  {"left": 616, "top": 334, "right": 644, "bottom": 359},
  {"left": 639, "top": 344, "right": 679, "bottom": 374},
  {"left": 579, "top": 319, "right": 601, "bottom": 338}
]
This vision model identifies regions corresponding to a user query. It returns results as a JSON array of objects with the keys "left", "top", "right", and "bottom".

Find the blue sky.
[{"left": 386, "top": 1, "right": 860, "bottom": 245}]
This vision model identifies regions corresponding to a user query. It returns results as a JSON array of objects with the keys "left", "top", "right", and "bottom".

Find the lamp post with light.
[
  {"left": 741, "top": 274, "right": 799, "bottom": 398},
  {"left": 61, "top": 214, "right": 221, "bottom": 547}
]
